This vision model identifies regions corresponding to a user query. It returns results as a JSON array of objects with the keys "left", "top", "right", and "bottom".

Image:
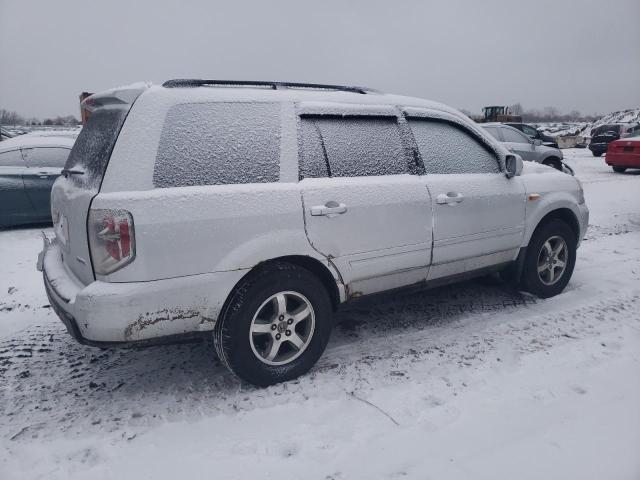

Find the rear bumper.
[
  {"left": 40, "top": 240, "right": 247, "bottom": 344},
  {"left": 589, "top": 143, "right": 608, "bottom": 154},
  {"left": 605, "top": 153, "right": 640, "bottom": 168}
]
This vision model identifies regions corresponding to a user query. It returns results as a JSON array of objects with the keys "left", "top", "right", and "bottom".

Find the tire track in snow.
[{"left": 1, "top": 231, "right": 639, "bottom": 442}]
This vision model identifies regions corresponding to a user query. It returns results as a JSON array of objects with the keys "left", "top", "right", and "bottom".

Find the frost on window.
[
  {"left": 409, "top": 119, "right": 500, "bottom": 174},
  {"left": 154, "top": 102, "right": 280, "bottom": 187},
  {"left": 312, "top": 116, "right": 408, "bottom": 177},
  {"left": 65, "top": 107, "right": 128, "bottom": 189},
  {"left": 299, "top": 119, "right": 329, "bottom": 179}
]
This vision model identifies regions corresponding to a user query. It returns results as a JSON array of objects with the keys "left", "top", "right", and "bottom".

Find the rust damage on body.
[
  {"left": 124, "top": 307, "right": 200, "bottom": 339},
  {"left": 344, "top": 283, "right": 363, "bottom": 300}
]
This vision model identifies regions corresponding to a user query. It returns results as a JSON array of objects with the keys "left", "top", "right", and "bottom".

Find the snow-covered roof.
[
  {"left": 132, "top": 82, "right": 467, "bottom": 121},
  {"left": 0, "top": 134, "right": 75, "bottom": 153}
]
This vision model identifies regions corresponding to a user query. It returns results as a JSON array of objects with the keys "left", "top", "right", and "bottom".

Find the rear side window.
[
  {"left": 0, "top": 149, "right": 25, "bottom": 167},
  {"left": 299, "top": 116, "right": 409, "bottom": 178},
  {"left": 154, "top": 102, "right": 280, "bottom": 187},
  {"left": 64, "top": 107, "right": 129, "bottom": 189},
  {"left": 409, "top": 119, "right": 500, "bottom": 174},
  {"left": 22, "top": 147, "right": 70, "bottom": 168}
]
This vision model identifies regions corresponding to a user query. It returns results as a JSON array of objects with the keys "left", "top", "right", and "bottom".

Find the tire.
[
  {"left": 214, "top": 262, "right": 332, "bottom": 387},
  {"left": 520, "top": 219, "right": 576, "bottom": 299},
  {"left": 542, "top": 157, "right": 562, "bottom": 171},
  {"left": 612, "top": 166, "right": 627, "bottom": 173},
  {"left": 592, "top": 152, "right": 602, "bottom": 157}
]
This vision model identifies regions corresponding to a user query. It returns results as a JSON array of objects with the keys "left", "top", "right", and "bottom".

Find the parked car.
[
  {"left": 605, "top": 136, "right": 640, "bottom": 173},
  {"left": 503, "top": 122, "right": 558, "bottom": 148},
  {"left": 0, "top": 134, "right": 74, "bottom": 228},
  {"left": 1, "top": 126, "right": 16, "bottom": 141},
  {"left": 38, "top": 80, "right": 588, "bottom": 387},
  {"left": 481, "top": 123, "right": 565, "bottom": 171},
  {"left": 589, "top": 123, "right": 640, "bottom": 157}
]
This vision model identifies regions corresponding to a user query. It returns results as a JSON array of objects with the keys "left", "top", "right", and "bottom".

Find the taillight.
[{"left": 88, "top": 209, "right": 135, "bottom": 275}]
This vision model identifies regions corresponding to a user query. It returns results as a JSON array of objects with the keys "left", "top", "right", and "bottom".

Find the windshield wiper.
[{"left": 61, "top": 168, "right": 85, "bottom": 177}]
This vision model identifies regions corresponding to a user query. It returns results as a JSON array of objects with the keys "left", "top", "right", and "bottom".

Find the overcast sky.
[{"left": 1, "top": 0, "right": 639, "bottom": 119}]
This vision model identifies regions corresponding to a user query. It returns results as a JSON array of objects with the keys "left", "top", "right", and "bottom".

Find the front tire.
[
  {"left": 592, "top": 151, "right": 602, "bottom": 157},
  {"left": 520, "top": 219, "right": 577, "bottom": 298},
  {"left": 214, "top": 262, "right": 332, "bottom": 387},
  {"left": 612, "top": 166, "right": 627, "bottom": 173},
  {"left": 542, "top": 157, "right": 562, "bottom": 171}
]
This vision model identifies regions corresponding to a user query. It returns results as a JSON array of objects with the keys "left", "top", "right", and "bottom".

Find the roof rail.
[{"left": 161, "top": 79, "right": 378, "bottom": 94}]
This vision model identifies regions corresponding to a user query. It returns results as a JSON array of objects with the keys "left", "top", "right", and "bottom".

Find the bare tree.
[
  {"left": 0, "top": 109, "right": 25, "bottom": 125},
  {"left": 509, "top": 103, "right": 523, "bottom": 116}
]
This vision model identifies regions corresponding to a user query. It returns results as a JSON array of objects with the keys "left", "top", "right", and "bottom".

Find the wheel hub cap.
[
  {"left": 249, "top": 291, "right": 315, "bottom": 366},
  {"left": 537, "top": 235, "right": 568, "bottom": 286}
]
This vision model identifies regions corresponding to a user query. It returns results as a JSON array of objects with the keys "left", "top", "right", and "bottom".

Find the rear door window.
[
  {"left": 64, "top": 107, "right": 129, "bottom": 189},
  {"left": 299, "top": 116, "right": 409, "bottom": 178},
  {"left": 22, "top": 147, "right": 71, "bottom": 168},
  {"left": 154, "top": 102, "right": 280, "bottom": 187},
  {"left": 409, "top": 119, "right": 500, "bottom": 174},
  {"left": 299, "top": 119, "right": 329, "bottom": 179}
]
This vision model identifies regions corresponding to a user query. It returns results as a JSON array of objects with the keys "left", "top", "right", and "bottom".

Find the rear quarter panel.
[{"left": 91, "top": 183, "right": 323, "bottom": 282}]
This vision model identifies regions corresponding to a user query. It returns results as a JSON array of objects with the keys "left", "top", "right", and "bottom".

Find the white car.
[{"left": 38, "top": 80, "right": 589, "bottom": 386}]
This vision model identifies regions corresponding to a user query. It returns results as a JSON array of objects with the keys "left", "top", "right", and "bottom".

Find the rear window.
[
  {"left": 592, "top": 124, "right": 621, "bottom": 136},
  {"left": 153, "top": 102, "right": 280, "bottom": 187},
  {"left": 64, "top": 107, "right": 128, "bottom": 189}
]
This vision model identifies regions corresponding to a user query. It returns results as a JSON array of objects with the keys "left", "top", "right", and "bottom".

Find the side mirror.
[
  {"left": 533, "top": 139, "right": 542, "bottom": 146},
  {"left": 505, "top": 154, "right": 523, "bottom": 178}
]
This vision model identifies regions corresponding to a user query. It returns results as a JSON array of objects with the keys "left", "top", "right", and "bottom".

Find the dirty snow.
[
  {"left": 536, "top": 108, "right": 640, "bottom": 139},
  {"left": 1, "top": 149, "right": 639, "bottom": 479}
]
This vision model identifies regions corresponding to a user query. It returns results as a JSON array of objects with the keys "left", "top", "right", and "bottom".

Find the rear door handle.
[
  {"left": 436, "top": 192, "right": 464, "bottom": 205},
  {"left": 311, "top": 201, "right": 348, "bottom": 217},
  {"left": 36, "top": 171, "right": 50, "bottom": 178}
]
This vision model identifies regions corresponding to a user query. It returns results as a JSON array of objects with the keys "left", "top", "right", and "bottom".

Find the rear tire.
[
  {"left": 592, "top": 152, "right": 602, "bottom": 157},
  {"left": 214, "top": 262, "right": 332, "bottom": 387},
  {"left": 612, "top": 166, "right": 627, "bottom": 173},
  {"left": 520, "top": 219, "right": 576, "bottom": 299}
]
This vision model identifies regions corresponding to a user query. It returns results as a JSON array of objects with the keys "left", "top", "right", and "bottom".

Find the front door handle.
[
  {"left": 311, "top": 201, "right": 348, "bottom": 217},
  {"left": 37, "top": 171, "right": 50, "bottom": 178},
  {"left": 436, "top": 192, "right": 464, "bottom": 205}
]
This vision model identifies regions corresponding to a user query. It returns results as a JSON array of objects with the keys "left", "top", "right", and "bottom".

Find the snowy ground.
[{"left": 1, "top": 149, "right": 639, "bottom": 480}]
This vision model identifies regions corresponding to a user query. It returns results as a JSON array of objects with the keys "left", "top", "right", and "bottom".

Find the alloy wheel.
[
  {"left": 249, "top": 291, "right": 315, "bottom": 366},
  {"left": 537, "top": 235, "right": 568, "bottom": 286}
]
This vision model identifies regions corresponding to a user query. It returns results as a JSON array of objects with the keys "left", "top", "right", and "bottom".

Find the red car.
[{"left": 605, "top": 137, "right": 640, "bottom": 173}]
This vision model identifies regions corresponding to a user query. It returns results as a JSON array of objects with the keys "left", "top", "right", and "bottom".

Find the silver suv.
[
  {"left": 482, "top": 123, "right": 565, "bottom": 170},
  {"left": 38, "top": 80, "right": 589, "bottom": 386}
]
